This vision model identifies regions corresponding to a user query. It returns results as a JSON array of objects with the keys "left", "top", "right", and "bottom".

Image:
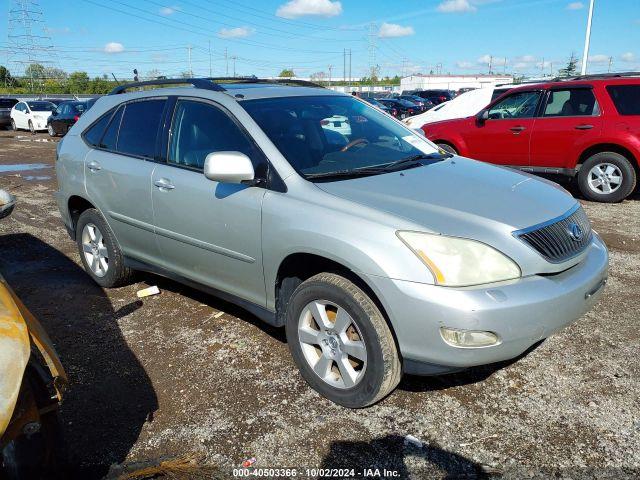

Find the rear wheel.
[
  {"left": 577, "top": 152, "right": 636, "bottom": 203},
  {"left": 10, "top": 119, "right": 16, "bottom": 131},
  {"left": 436, "top": 142, "right": 458, "bottom": 155},
  {"left": 285, "top": 273, "right": 401, "bottom": 408},
  {"left": 47, "top": 124, "right": 56, "bottom": 137},
  {"left": 76, "top": 208, "right": 134, "bottom": 287},
  {"left": 28, "top": 120, "right": 34, "bottom": 134}
]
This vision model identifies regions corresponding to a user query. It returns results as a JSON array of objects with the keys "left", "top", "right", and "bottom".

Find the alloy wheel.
[
  {"left": 298, "top": 300, "right": 367, "bottom": 389},
  {"left": 48, "top": 124, "right": 55, "bottom": 136},
  {"left": 81, "top": 223, "right": 109, "bottom": 277},
  {"left": 587, "top": 162, "right": 622, "bottom": 195}
]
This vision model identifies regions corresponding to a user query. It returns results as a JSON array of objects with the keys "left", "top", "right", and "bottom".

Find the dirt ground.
[{"left": 0, "top": 129, "right": 638, "bottom": 479}]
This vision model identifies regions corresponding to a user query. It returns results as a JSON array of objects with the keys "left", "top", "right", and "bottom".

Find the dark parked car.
[
  {"left": 361, "top": 97, "right": 396, "bottom": 116},
  {"left": 406, "top": 89, "right": 454, "bottom": 105},
  {"left": 47, "top": 100, "right": 89, "bottom": 136},
  {"left": 0, "top": 98, "right": 19, "bottom": 129},
  {"left": 376, "top": 98, "right": 419, "bottom": 119},
  {"left": 398, "top": 95, "right": 434, "bottom": 112}
]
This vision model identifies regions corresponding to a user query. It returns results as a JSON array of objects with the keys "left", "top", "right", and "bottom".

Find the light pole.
[{"left": 580, "top": 0, "right": 595, "bottom": 75}]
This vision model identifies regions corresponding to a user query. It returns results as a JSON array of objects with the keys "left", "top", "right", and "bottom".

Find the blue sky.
[{"left": 1, "top": 0, "right": 638, "bottom": 80}]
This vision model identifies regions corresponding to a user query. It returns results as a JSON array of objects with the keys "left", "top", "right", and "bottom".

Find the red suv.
[{"left": 422, "top": 75, "right": 640, "bottom": 202}]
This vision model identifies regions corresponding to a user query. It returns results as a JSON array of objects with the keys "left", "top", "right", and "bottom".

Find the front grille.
[{"left": 515, "top": 206, "right": 592, "bottom": 263}]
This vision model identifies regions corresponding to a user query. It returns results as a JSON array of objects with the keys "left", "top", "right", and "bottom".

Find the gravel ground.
[{"left": 0, "top": 129, "right": 638, "bottom": 479}]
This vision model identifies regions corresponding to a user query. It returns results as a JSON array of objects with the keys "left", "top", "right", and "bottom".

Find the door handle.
[
  {"left": 154, "top": 178, "right": 175, "bottom": 191},
  {"left": 87, "top": 161, "right": 102, "bottom": 172},
  {"left": 575, "top": 124, "right": 594, "bottom": 130},
  {"left": 510, "top": 126, "right": 526, "bottom": 133}
]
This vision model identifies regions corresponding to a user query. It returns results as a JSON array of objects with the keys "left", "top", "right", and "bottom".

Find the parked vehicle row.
[
  {"left": 3, "top": 97, "right": 96, "bottom": 136},
  {"left": 55, "top": 77, "right": 608, "bottom": 408},
  {"left": 422, "top": 75, "right": 640, "bottom": 202}
]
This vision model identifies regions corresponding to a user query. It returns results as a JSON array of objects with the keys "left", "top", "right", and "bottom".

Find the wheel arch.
[
  {"left": 67, "top": 195, "right": 96, "bottom": 240},
  {"left": 273, "top": 252, "right": 400, "bottom": 353},
  {"left": 577, "top": 143, "right": 639, "bottom": 175}
]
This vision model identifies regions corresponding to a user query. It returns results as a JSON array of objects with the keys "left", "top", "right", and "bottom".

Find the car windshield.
[
  {"left": 27, "top": 101, "right": 56, "bottom": 111},
  {"left": 242, "top": 95, "right": 440, "bottom": 180}
]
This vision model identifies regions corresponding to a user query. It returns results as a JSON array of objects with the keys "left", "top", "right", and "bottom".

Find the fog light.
[{"left": 440, "top": 327, "right": 499, "bottom": 348}]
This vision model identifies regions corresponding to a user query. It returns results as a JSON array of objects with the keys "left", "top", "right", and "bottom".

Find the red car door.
[
  {"left": 529, "top": 87, "right": 603, "bottom": 170},
  {"left": 462, "top": 90, "right": 542, "bottom": 166}
]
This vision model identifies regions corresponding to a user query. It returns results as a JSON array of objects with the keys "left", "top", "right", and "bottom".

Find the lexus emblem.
[{"left": 568, "top": 223, "right": 584, "bottom": 242}]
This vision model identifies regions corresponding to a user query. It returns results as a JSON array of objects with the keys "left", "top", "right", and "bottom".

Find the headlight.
[{"left": 397, "top": 231, "right": 521, "bottom": 287}]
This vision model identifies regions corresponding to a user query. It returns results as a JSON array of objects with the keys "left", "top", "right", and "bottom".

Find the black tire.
[
  {"left": 285, "top": 273, "right": 401, "bottom": 408},
  {"left": 10, "top": 118, "right": 17, "bottom": 131},
  {"left": 436, "top": 142, "right": 458, "bottom": 155},
  {"left": 577, "top": 152, "right": 637, "bottom": 203},
  {"left": 47, "top": 124, "right": 57, "bottom": 137},
  {"left": 75, "top": 208, "right": 134, "bottom": 287},
  {"left": 28, "top": 120, "right": 35, "bottom": 134}
]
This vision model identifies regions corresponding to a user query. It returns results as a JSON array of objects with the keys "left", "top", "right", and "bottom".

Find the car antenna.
[{"left": 111, "top": 73, "right": 121, "bottom": 85}]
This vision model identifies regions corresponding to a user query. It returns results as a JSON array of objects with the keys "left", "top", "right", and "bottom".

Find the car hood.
[{"left": 315, "top": 157, "right": 577, "bottom": 236}]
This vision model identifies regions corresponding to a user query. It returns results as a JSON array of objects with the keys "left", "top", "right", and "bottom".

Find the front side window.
[
  {"left": 543, "top": 88, "right": 599, "bottom": 116},
  {"left": 116, "top": 99, "right": 166, "bottom": 158},
  {"left": 607, "top": 85, "right": 640, "bottom": 115},
  {"left": 242, "top": 95, "right": 441, "bottom": 179},
  {"left": 488, "top": 91, "right": 541, "bottom": 119},
  {"left": 55, "top": 104, "right": 64, "bottom": 115},
  {"left": 168, "top": 100, "right": 261, "bottom": 170}
]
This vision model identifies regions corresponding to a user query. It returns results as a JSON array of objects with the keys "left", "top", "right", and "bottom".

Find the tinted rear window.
[
  {"left": 0, "top": 99, "right": 18, "bottom": 108},
  {"left": 116, "top": 99, "right": 166, "bottom": 158},
  {"left": 606, "top": 85, "right": 640, "bottom": 115},
  {"left": 101, "top": 106, "right": 124, "bottom": 150},
  {"left": 83, "top": 111, "right": 113, "bottom": 147}
]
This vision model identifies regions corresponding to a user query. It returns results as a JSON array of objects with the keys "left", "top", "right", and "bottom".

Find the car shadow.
[
  {"left": 400, "top": 341, "right": 543, "bottom": 393},
  {"left": 135, "top": 270, "right": 287, "bottom": 344},
  {"left": 321, "top": 434, "right": 494, "bottom": 479},
  {"left": 0, "top": 233, "right": 157, "bottom": 479}
]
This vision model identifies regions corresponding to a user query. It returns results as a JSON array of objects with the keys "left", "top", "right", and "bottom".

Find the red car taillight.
[
  {"left": 392, "top": 109, "right": 398, "bottom": 116},
  {"left": 439, "top": 96, "right": 447, "bottom": 102},
  {"left": 73, "top": 115, "right": 80, "bottom": 122}
]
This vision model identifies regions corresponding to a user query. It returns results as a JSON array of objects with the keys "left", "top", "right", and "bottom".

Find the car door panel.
[
  {"left": 151, "top": 165, "right": 266, "bottom": 305},
  {"left": 84, "top": 149, "right": 159, "bottom": 264},
  {"left": 530, "top": 88, "right": 603, "bottom": 169},
  {"left": 151, "top": 98, "right": 267, "bottom": 306}
]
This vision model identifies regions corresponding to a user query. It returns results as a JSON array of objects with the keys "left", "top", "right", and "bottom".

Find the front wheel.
[
  {"left": 577, "top": 152, "right": 636, "bottom": 203},
  {"left": 28, "top": 120, "right": 35, "bottom": 134},
  {"left": 10, "top": 119, "right": 17, "bottom": 131},
  {"left": 285, "top": 273, "right": 401, "bottom": 408},
  {"left": 47, "top": 124, "right": 56, "bottom": 137}
]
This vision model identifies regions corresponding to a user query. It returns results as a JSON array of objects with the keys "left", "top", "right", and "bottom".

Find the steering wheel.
[
  {"left": 341, "top": 138, "right": 369, "bottom": 152},
  {"left": 501, "top": 109, "right": 512, "bottom": 118}
]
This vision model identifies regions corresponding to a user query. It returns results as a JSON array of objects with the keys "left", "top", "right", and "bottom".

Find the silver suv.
[{"left": 55, "top": 78, "right": 609, "bottom": 408}]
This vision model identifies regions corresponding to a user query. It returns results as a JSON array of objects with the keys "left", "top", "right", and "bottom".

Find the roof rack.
[
  {"left": 109, "top": 78, "right": 226, "bottom": 95},
  {"left": 109, "top": 76, "right": 325, "bottom": 95},
  {"left": 557, "top": 71, "right": 640, "bottom": 81}
]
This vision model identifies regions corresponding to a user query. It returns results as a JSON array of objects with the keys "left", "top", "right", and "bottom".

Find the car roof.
[{"left": 503, "top": 74, "right": 640, "bottom": 93}]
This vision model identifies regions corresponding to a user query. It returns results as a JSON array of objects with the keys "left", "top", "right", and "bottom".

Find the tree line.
[{"left": 0, "top": 64, "right": 119, "bottom": 94}]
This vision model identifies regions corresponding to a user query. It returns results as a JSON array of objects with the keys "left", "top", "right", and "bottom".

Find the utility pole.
[
  {"left": 348, "top": 49, "right": 352, "bottom": 87},
  {"left": 503, "top": 57, "right": 507, "bottom": 74},
  {"left": 368, "top": 22, "right": 377, "bottom": 85},
  {"left": 540, "top": 57, "right": 545, "bottom": 76},
  {"left": 208, "top": 40, "right": 212, "bottom": 77},
  {"left": 581, "top": 0, "right": 595, "bottom": 75},
  {"left": 225, "top": 48, "right": 228, "bottom": 76},
  {"left": 187, "top": 45, "right": 193, "bottom": 77},
  {"left": 231, "top": 55, "right": 237, "bottom": 77},
  {"left": 608, "top": 56, "right": 613, "bottom": 73},
  {"left": 328, "top": 65, "right": 333, "bottom": 86},
  {"left": 343, "top": 48, "right": 346, "bottom": 86},
  {"left": 488, "top": 56, "right": 493, "bottom": 74}
]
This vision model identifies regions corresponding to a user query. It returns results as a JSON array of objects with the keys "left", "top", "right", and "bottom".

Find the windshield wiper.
[
  {"left": 304, "top": 152, "right": 452, "bottom": 180},
  {"left": 376, "top": 152, "right": 452, "bottom": 172}
]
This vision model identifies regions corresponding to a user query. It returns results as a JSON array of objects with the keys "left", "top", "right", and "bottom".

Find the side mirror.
[
  {"left": 203, "top": 151, "right": 255, "bottom": 184},
  {"left": 476, "top": 109, "right": 489, "bottom": 126}
]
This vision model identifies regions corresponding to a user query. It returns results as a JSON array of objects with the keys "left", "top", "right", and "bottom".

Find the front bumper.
[{"left": 365, "top": 234, "right": 609, "bottom": 372}]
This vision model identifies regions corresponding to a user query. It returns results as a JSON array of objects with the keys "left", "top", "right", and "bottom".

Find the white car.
[
  {"left": 404, "top": 86, "right": 514, "bottom": 129},
  {"left": 10, "top": 100, "right": 56, "bottom": 133}
]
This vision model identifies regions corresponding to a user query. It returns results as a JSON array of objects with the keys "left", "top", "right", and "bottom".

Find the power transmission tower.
[
  {"left": 231, "top": 55, "right": 237, "bottom": 77},
  {"left": 7, "top": 0, "right": 57, "bottom": 92},
  {"left": 328, "top": 65, "right": 333, "bottom": 86}
]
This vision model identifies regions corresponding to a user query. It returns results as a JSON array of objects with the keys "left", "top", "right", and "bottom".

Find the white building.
[{"left": 400, "top": 74, "right": 513, "bottom": 92}]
